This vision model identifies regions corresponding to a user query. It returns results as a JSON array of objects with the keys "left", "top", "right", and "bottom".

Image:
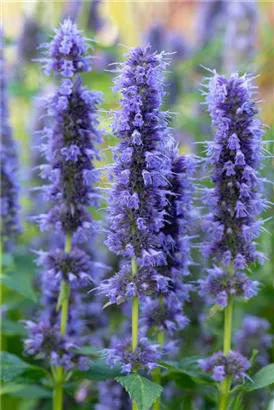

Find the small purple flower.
[
  {"left": 36, "top": 248, "right": 92, "bottom": 288},
  {"left": 199, "top": 350, "right": 251, "bottom": 382},
  {"left": 104, "top": 337, "right": 162, "bottom": 375},
  {"left": 141, "top": 296, "right": 189, "bottom": 335},
  {"left": 98, "top": 263, "right": 161, "bottom": 303},
  {"left": 39, "top": 19, "right": 91, "bottom": 76},
  {"left": 198, "top": 266, "right": 259, "bottom": 307}
]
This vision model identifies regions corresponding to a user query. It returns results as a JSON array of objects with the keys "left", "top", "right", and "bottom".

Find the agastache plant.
[
  {"left": 28, "top": 19, "right": 102, "bottom": 410},
  {"left": 140, "top": 148, "right": 194, "bottom": 409},
  {"left": 100, "top": 45, "right": 177, "bottom": 408},
  {"left": 0, "top": 49, "right": 22, "bottom": 247},
  {"left": 200, "top": 70, "right": 267, "bottom": 410}
]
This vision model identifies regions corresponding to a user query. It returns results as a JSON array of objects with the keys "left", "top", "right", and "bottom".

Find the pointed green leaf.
[
  {"left": 245, "top": 364, "right": 274, "bottom": 391},
  {"left": 75, "top": 358, "right": 121, "bottom": 381},
  {"left": 2, "top": 253, "right": 14, "bottom": 268},
  {"left": 2, "top": 319, "right": 27, "bottom": 336},
  {"left": 116, "top": 374, "right": 163, "bottom": 410},
  {"left": 0, "top": 352, "right": 48, "bottom": 383},
  {"left": 1, "top": 273, "right": 37, "bottom": 302}
]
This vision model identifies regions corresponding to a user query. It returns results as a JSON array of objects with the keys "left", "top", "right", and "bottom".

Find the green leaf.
[
  {"left": 2, "top": 253, "right": 14, "bottom": 268},
  {"left": 116, "top": 374, "right": 163, "bottom": 410},
  {"left": 1, "top": 384, "right": 51, "bottom": 399},
  {"left": 245, "top": 364, "right": 274, "bottom": 391},
  {"left": 1, "top": 273, "right": 37, "bottom": 302},
  {"left": 161, "top": 357, "right": 214, "bottom": 385},
  {"left": 75, "top": 346, "right": 100, "bottom": 357},
  {"left": 230, "top": 393, "right": 244, "bottom": 410},
  {"left": 1, "top": 352, "right": 31, "bottom": 382},
  {"left": 0, "top": 352, "right": 48, "bottom": 384},
  {"left": 1, "top": 319, "right": 27, "bottom": 336},
  {"left": 162, "top": 370, "right": 196, "bottom": 390},
  {"left": 75, "top": 358, "right": 121, "bottom": 381}
]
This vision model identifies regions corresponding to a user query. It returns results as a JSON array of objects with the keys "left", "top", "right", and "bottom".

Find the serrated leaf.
[
  {"left": 0, "top": 352, "right": 48, "bottom": 383},
  {"left": 1, "top": 273, "right": 37, "bottom": 302},
  {"left": 116, "top": 374, "right": 163, "bottom": 410},
  {"left": 245, "top": 364, "right": 274, "bottom": 391},
  {"left": 75, "top": 358, "right": 121, "bottom": 381}
]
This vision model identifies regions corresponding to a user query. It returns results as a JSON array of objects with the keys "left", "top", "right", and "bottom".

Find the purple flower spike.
[
  {"left": 1, "top": 51, "right": 22, "bottom": 243},
  {"left": 25, "top": 21, "right": 105, "bottom": 369},
  {"left": 199, "top": 350, "right": 251, "bottom": 382},
  {"left": 101, "top": 45, "right": 175, "bottom": 301},
  {"left": 202, "top": 70, "right": 266, "bottom": 270},
  {"left": 31, "top": 20, "right": 102, "bottom": 286}
]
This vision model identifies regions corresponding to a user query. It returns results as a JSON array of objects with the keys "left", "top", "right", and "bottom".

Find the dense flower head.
[
  {"left": 38, "top": 77, "right": 102, "bottom": 221},
  {"left": 235, "top": 315, "right": 272, "bottom": 366},
  {"left": 23, "top": 321, "right": 89, "bottom": 371},
  {"left": 105, "top": 337, "right": 162, "bottom": 374},
  {"left": 141, "top": 295, "right": 189, "bottom": 335},
  {"left": 201, "top": 71, "right": 266, "bottom": 270},
  {"left": 0, "top": 51, "right": 22, "bottom": 241},
  {"left": 198, "top": 266, "right": 259, "bottom": 307},
  {"left": 99, "top": 262, "right": 164, "bottom": 303},
  {"left": 95, "top": 380, "right": 130, "bottom": 410},
  {"left": 199, "top": 350, "right": 251, "bottom": 382},
  {"left": 36, "top": 247, "right": 92, "bottom": 288},
  {"left": 39, "top": 19, "right": 91, "bottom": 76}
]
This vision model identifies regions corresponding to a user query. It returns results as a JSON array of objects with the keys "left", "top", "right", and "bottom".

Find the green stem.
[
  {"left": 218, "top": 297, "right": 234, "bottom": 410},
  {"left": 52, "top": 235, "right": 71, "bottom": 410},
  {"left": 131, "top": 257, "right": 139, "bottom": 410},
  {"left": 53, "top": 379, "right": 63, "bottom": 410}
]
